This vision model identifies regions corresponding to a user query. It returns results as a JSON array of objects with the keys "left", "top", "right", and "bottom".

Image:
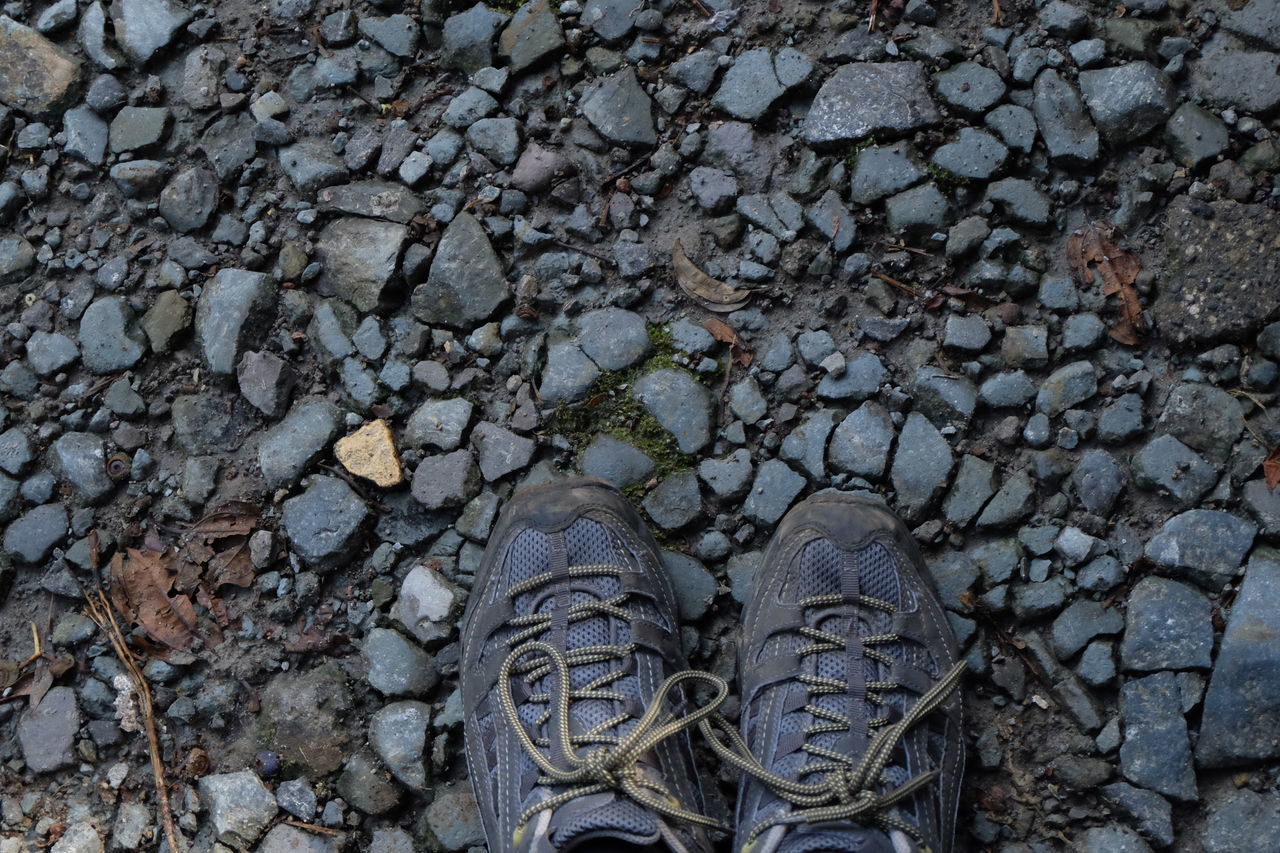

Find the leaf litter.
[
  {"left": 672, "top": 239, "right": 752, "bottom": 312},
  {"left": 1067, "top": 221, "right": 1147, "bottom": 345}
]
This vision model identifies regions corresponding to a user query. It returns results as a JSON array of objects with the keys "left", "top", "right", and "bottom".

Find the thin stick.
[
  {"left": 282, "top": 820, "right": 345, "bottom": 837},
  {"left": 871, "top": 270, "right": 925, "bottom": 299},
  {"left": 85, "top": 590, "right": 183, "bottom": 853},
  {"left": 992, "top": 0, "right": 1004, "bottom": 25}
]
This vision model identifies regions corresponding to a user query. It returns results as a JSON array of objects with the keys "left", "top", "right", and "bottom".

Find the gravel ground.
[{"left": 1, "top": 0, "right": 1280, "bottom": 850}]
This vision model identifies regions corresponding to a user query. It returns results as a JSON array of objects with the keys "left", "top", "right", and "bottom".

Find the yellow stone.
[{"left": 334, "top": 419, "right": 403, "bottom": 487}]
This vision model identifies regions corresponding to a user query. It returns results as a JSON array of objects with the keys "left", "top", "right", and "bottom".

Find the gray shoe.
[
  {"left": 707, "top": 493, "right": 965, "bottom": 853},
  {"left": 460, "top": 478, "right": 725, "bottom": 853}
]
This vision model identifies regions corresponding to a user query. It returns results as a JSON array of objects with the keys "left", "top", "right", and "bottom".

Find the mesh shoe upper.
[
  {"left": 460, "top": 479, "right": 721, "bottom": 853},
  {"left": 725, "top": 494, "right": 965, "bottom": 853}
]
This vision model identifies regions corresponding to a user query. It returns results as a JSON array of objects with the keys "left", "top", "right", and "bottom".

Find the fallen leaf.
[
  {"left": 673, "top": 240, "right": 752, "bottom": 313},
  {"left": 1067, "top": 221, "right": 1147, "bottom": 345},
  {"left": 1265, "top": 446, "right": 1280, "bottom": 490},
  {"left": 110, "top": 549, "right": 198, "bottom": 652},
  {"left": 175, "top": 503, "right": 260, "bottom": 592},
  {"left": 702, "top": 317, "right": 754, "bottom": 367}
]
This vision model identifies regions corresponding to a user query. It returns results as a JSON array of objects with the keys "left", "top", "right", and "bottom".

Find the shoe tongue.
[
  {"left": 775, "top": 828, "right": 900, "bottom": 853},
  {"left": 551, "top": 793, "right": 662, "bottom": 850}
]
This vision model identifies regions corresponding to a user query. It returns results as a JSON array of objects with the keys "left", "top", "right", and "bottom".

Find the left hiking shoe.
[
  {"left": 704, "top": 493, "right": 966, "bottom": 853},
  {"left": 459, "top": 477, "right": 726, "bottom": 853}
]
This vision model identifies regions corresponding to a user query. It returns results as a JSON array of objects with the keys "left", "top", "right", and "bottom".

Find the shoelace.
[
  {"left": 699, "top": 591, "right": 968, "bottom": 845},
  {"left": 496, "top": 562, "right": 732, "bottom": 837}
]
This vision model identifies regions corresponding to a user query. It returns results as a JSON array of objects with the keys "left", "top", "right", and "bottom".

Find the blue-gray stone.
[
  {"left": 1079, "top": 61, "right": 1176, "bottom": 145},
  {"left": 1070, "top": 449, "right": 1126, "bottom": 515},
  {"left": 803, "top": 61, "right": 941, "bottom": 147},
  {"left": 698, "top": 449, "right": 753, "bottom": 500},
  {"left": 660, "top": 551, "right": 717, "bottom": 621},
  {"left": 890, "top": 413, "right": 954, "bottom": 521},
  {"left": 581, "top": 434, "right": 654, "bottom": 488},
  {"left": 1032, "top": 70, "right": 1099, "bottom": 164},
  {"left": 1146, "top": 509, "right": 1257, "bottom": 591},
  {"left": 933, "top": 61, "right": 1005, "bottom": 115},
  {"left": 930, "top": 128, "right": 1008, "bottom": 181},
  {"left": 816, "top": 351, "right": 887, "bottom": 401},
  {"left": 412, "top": 212, "right": 508, "bottom": 328},
  {"left": 780, "top": 409, "right": 839, "bottom": 480},
  {"left": 1036, "top": 360, "right": 1097, "bottom": 416},
  {"left": 259, "top": 397, "right": 342, "bottom": 490},
  {"left": 1120, "top": 671, "right": 1197, "bottom": 801},
  {"left": 196, "top": 269, "right": 276, "bottom": 376},
  {"left": 979, "top": 371, "right": 1037, "bottom": 408},
  {"left": 1120, "top": 576, "right": 1212, "bottom": 672},
  {"left": 539, "top": 341, "right": 599, "bottom": 406},
  {"left": 643, "top": 470, "right": 701, "bottom": 530},
  {"left": 632, "top": 369, "right": 713, "bottom": 454},
  {"left": 1131, "top": 434, "right": 1217, "bottom": 507},
  {"left": 582, "top": 68, "right": 656, "bottom": 147},
  {"left": 943, "top": 455, "right": 996, "bottom": 527},
  {"left": 828, "top": 401, "right": 894, "bottom": 480},
  {"left": 577, "top": 308, "right": 650, "bottom": 371},
  {"left": 743, "top": 459, "right": 806, "bottom": 525},
  {"left": 1051, "top": 599, "right": 1124, "bottom": 660},
  {"left": 850, "top": 142, "right": 926, "bottom": 205}
]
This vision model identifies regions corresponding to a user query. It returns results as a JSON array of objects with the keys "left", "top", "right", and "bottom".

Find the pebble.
[
  {"left": 282, "top": 475, "right": 370, "bottom": 568},
  {"left": 1120, "top": 671, "right": 1198, "bottom": 801},
  {"left": 890, "top": 413, "right": 954, "bottom": 521},
  {"left": 17, "top": 686, "right": 79, "bottom": 773},
  {"left": 80, "top": 296, "right": 148, "bottom": 373},
  {"left": 369, "top": 700, "right": 430, "bottom": 789},
  {"left": 582, "top": 67, "right": 656, "bottom": 147},
  {"left": 661, "top": 551, "right": 718, "bottom": 620},
  {"left": 581, "top": 434, "right": 654, "bottom": 488},
  {"left": 412, "top": 212, "right": 508, "bottom": 328},
  {"left": 259, "top": 397, "right": 341, "bottom": 489},
  {"left": 804, "top": 61, "right": 940, "bottom": 146},
  {"left": 632, "top": 369, "right": 713, "bottom": 454},
  {"left": 196, "top": 269, "right": 276, "bottom": 376},
  {"left": 363, "top": 627, "right": 437, "bottom": 696},
  {"left": 1079, "top": 61, "right": 1177, "bottom": 145},
  {"left": 198, "top": 771, "right": 278, "bottom": 847},
  {"left": 411, "top": 449, "right": 480, "bottom": 510},
  {"left": 742, "top": 459, "right": 806, "bottom": 525},
  {"left": 425, "top": 784, "right": 486, "bottom": 851}
]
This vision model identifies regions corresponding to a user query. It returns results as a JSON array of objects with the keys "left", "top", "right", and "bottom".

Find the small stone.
[
  {"left": 890, "top": 413, "right": 954, "bottom": 522},
  {"left": 237, "top": 351, "right": 296, "bottom": 419},
  {"left": 499, "top": 0, "right": 564, "bottom": 73},
  {"left": 1033, "top": 69, "right": 1099, "bottom": 164},
  {"left": 632, "top": 369, "right": 714, "bottom": 454},
  {"left": 884, "top": 182, "right": 948, "bottom": 235},
  {"left": 315, "top": 218, "right": 407, "bottom": 313},
  {"left": 282, "top": 476, "right": 370, "bottom": 569},
  {"left": 198, "top": 771, "right": 278, "bottom": 847},
  {"left": 17, "top": 686, "right": 78, "bottom": 773},
  {"left": 850, "top": 142, "right": 926, "bottom": 205},
  {"left": 111, "top": 0, "right": 191, "bottom": 63},
  {"left": 1120, "top": 672, "right": 1198, "bottom": 801},
  {"left": 582, "top": 67, "right": 656, "bottom": 147},
  {"left": 471, "top": 421, "right": 535, "bottom": 482},
  {"left": 412, "top": 212, "right": 508, "bottom": 329},
  {"left": 1070, "top": 449, "right": 1126, "bottom": 515},
  {"left": 0, "top": 15, "right": 81, "bottom": 117},
  {"left": 80, "top": 296, "right": 148, "bottom": 373},
  {"left": 661, "top": 551, "right": 718, "bottom": 620},
  {"left": 405, "top": 398, "right": 473, "bottom": 452},
  {"left": 441, "top": 3, "right": 506, "bottom": 73},
  {"left": 1079, "top": 61, "right": 1177, "bottom": 146},
  {"left": 713, "top": 48, "right": 786, "bottom": 121},
  {"left": 804, "top": 61, "right": 940, "bottom": 146},
  {"left": 1120, "top": 576, "right": 1212, "bottom": 672},
  {"left": 337, "top": 750, "right": 401, "bottom": 815},
  {"left": 577, "top": 307, "right": 650, "bottom": 371},
  {"left": 258, "top": 825, "right": 336, "bottom": 853},
  {"left": 259, "top": 397, "right": 341, "bottom": 489},
  {"left": 363, "top": 627, "right": 437, "bottom": 696},
  {"left": 1036, "top": 361, "right": 1097, "bottom": 416},
  {"left": 369, "top": 700, "right": 430, "bottom": 789},
  {"left": 1051, "top": 599, "right": 1124, "bottom": 660},
  {"left": 411, "top": 449, "right": 480, "bottom": 510},
  {"left": 25, "top": 331, "right": 79, "bottom": 376},
  {"left": 829, "top": 401, "right": 895, "bottom": 481},
  {"left": 335, "top": 420, "right": 403, "bottom": 488},
  {"left": 1131, "top": 434, "right": 1217, "bottom": 507},
  {"left": 580, "top": 434, "right": 654, "bottom": 488},
  {"left": 396, "top": 562, "right": 462, "bottom": 646},
  {"left": 934, "top": 61, "right": 1006, "bottom": 116},
  {"left": 698, "top": 449, "right": 754, "bottom": 500},
  {"left": 1165, "top": 102, "right": 1229, "bottom": 168},
  {"left": 743, "top": 459, "right": 806, "bottom": 525},
  {"left": 52, "top": 432, "right": 112, "bottom": 505},
  {"left": 3, "top": 503, "right": 68, "bottom": 564},
  {"left": 158, "top": 166, "right": 217, "bottom": 233},
  {"left": 195, "top": 269, "right": 276, "bottom": 376},
  {"left": 425, "top": 784, "right": 485, "bottom": 851},
  {"left": 643, "top": 471, "right": 702, "bottom": 530},
  {"left": 943, "top": 455, "right": 996, "bottom": 527},
  {"left": 930, "top": 127, "right": 1008, "bottom": 181}
]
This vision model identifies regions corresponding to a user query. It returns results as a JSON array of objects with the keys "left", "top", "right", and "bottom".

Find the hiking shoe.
[
  {"left": 460, "top": 478, "right": 727, "bottom": 853},
  {"left": 704, "top": 493, "right": 965, "bottom": 853}
]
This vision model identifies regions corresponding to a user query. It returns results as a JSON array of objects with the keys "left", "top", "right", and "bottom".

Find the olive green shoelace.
[
  {"left": 497, "top": 562, "right": 731, "bottom": 833},
  {"left": 699, "top": 591, "right": 968, "bottom": 845}
]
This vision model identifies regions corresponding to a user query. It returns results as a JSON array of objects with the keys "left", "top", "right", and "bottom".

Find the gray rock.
[
  {"left": 742, "top": 459, "right": 806, "bottom": 525},
  {"left": 198, "top": 771, "right": 277, "bottom": 847},
  {"left": 1099, "top": 393, "right": 1145, "bottom": 444},
  {"left": 258, "top": 825, "right": 336, "bottom": 853},
  {"left": 1079, "top": 61, "right": 1176, "bottom": 146},
  {"left": 1190, "top": 35, "right": 1280, "bottom": 115},
  {"left": 661, "top": 551, "right": 718, "bottom": 621},
  {"left": 781, "top": 409, "right": 839, "bottom": 480},
  {"left": 276, "top": 779, "right": 317, "bottom": 820},
  {"left": 442, "top": 86, "right": 498, "bottom": 128},
  {"left": 978, "top": 371, "right": 1037, "bottom": 408},
  {"left": 1101, "top": 782, "right": 1174, "bottom": 848},
  {"left": 689, "top": 167, "right": 739, "bottom": 213},
  {"left": 580, "top": 434, "right": 654, "bottom": 488},
  {"left": 713, "top": 48, "right": 786, "bottom": 121},
  {"left": 0, "top": 428, "right": 33, "bottom": 476},
  {"left": 1244, "top": 479, "right": 1280, "bottom": 538},
  {"left": 1120, "top": 672, "right": 1197, "bottom": 801},
  {"left": 1036, "top": 360, "right": 1097, "bottom": 416},
  {"left": 405, "top": 398, "right": 473, "bottom": 452},
  {"left": 158, "top": 166, "right": 217, "bottom": 233},
  {"left": 1121, "top": 576, "right": 1212, "bottom": 672},
  {"left": 395, "top": 561, "right": 463, "bottom": 646},
  {"left": 1165, "top": 102, "right": 1229, "bottom": 168},
  {"left": 237, "top": 351, "right": 296, "bottom": 419},
  {"left": 1131, "top": 434, "right": 1217, "bottom": 507},
  {"left": 943, "top": 455, "right": 996, "bottom": 527},
  {"left": 17, "top": 686, "right": 78, "bottom": 773},
  {"left": 884, "top": 182, "right": 948, "bottom": 235},
  {"left": 668, "top": 48, "right": 718, "bottom": 93},
  {"left": 412, "top": 212, "right": 507, "bottom": 328},
  {"left": 196, "top": 268, "right": 276, "bottom": 376},
  {"left": 201, "top": 113, "right": 257, "bottom": 181},
  {"left": 1198, "top": 555, "right": 1280, "bottom": 766},
  {"left": 913, "top": 366, "right": 977, "bottom": 425},
  {"left": 850, "top": 142, "right": 926, "bottom": 204},
  {"left": 943, "top": 315, "right": 992, "bottom": 353},
  {"left": 370, "top": 700, "right": 430, "bottom": 789},
  {"left": 425, "top": 784, "right": 485, "bottom": 851},
  {"left": 411, "top": 449, "right": 480, "bottom": 510},
  {"left": 981, "top": 107, "right": 1036, "bottom": 162},
  {"left": 471, "top": 421, "right": 534, "bottom": 482},
  {"left": 986, "top": 178, "right": 1051, "bottom": 226},
  {"left": 337, "top": 750, "right": 401, "bottom": 815},
  {"left": 1200, "top": 788, "right": 1280, "bottom": 852},
  {"left": 1153, "top": 196, "right": 1280, "bottom": 348},
  {"left": 0, "top": 235, "right": 32, "bottom": 284},
  {"left": 1077, "top": 826, "right": 1153, "bottom": 853},
  {"left": 498, "top": 0, "right": 564, "bottom": 73},
  {"left": 1033, "top": 69, "right": 1099, "bottom": 164},
  {"left": 890, "top": 413, "right": 954, "bottom": 522},
  {"left": 632, "top": 369, "right": 713, "bottom": 454},
  {"left": 364, "top": 627, "right": 436, "bottom": 696},
  {"left": 108, "top": 105, "right": 168, "bottom": 152},
  {"left": 975, "top": 470, "right": 1035, "bottom": 529},
  {"left": 359, "top": 14, "right": 418, "bottom": 57},
  {"left": 259, "top": 397, "right": 341, "bottom": 489},
  {"left": 370, "top": 829, "right": 415, "bottom": 853},
  {"left": 698, "top": 449, "right": 754, "bottom": 500},
  {"left": 1051, "top": 599, "right": 1124, "bottom": 660},
  {"left": 181, "top": 45, "right": 223, "bottom": 111},
  {"left": 318, "top": 181, "right": 424, "bottom": 223},
  {"left": 279, "top": 140, "right": 348, "bottom": 196},
  {"left": 931, "top": 128, "right": 1008, "bottom": 180},
  {"left": 829, "top": 401, "right": 894, "bottom": 480},
  {"left": 928, "top": 552, "right": 980, "bottom": 613},
  {"left": 25, "top": 331, "right": 78, "bottom": 376},
  {"left": 803, "top": 62, "right": 940, "bottom": 146},
  {"left": 729, "top": 377, "right": 768, "bottom": 425},
  {"left": 1154, "top": 383, "right": 1243, "bottom": 464},
  {"left": 52, "top": 432, "right": 112, "bottom": 505},
  {"left": 79, "top": 296, "right": 147, "bottom": 373},
  {"left": 582, "top": 68, "right": 656, "bottom": 147},
  {"left": 806, "top": 190, "right": 857, "bottom": 252},
  {"left": 934, "top": 61, "right": 1005, "bottom": 116},
  {"left": 282, "top": 476, "right": 369, "bottom": 568},
  {"left": 1147, "top": 509, "right": 1257, "bottom": 591},
  {"left": 643, "top": 471, "right": 701, "bottom": 530},
  {"left": 1070, "top": 449, "right": 1126, "bottom": 515},
  {"left": 539, "top": 341, "right": 600, "bottom": 405},
  {"left": 111, "top": 0, "right": 190, "bottom": 63},
  {"left": 1040, "top": 0, "right": 1089, "bottom": 38},
  {"left": 577, "top": 308, "right": 650, "bottom": 371},
  {"left": 62, "top": 105, "right": 108, "bottom": 165},
  {"left": 315, "top": 218, "right": 406, "bottom": 313},
  {"left": 3, "top": 503, "right": 67, "bottom": 563},
  {"left": 466, "top": 116, "right": 521, "bottom": 165},
  {"left": 442, "top": 3, "right": 506, "bottom": 72}
]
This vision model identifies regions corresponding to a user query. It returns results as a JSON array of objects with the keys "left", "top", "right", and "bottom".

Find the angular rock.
[
  {"left": 17, "top": 686, "right": 78, "bottom": 773},
  {"left": 0, "top": 16, "right": 81, "bottom": 117},
  {"left": 442, "top": 3, "right": 506, "bottom": 73},
  {"left": 111, "top": 0, "right": 191, "bottom": 63},
  {"left": 364, "top": 627, "right": 436, "bottom": 696},
  {"left": 580, "top": 434, "right": 654, "bottom": 488},
  {"left": 829, "top": 401, "right": 894, "bottom": 480},
  {"left": 411, "top": 450, "right": 480, "bottom": 510},
  {"left": 412, "top": 212, "right": 507, "bottom": 328},
  {"left": 1120, "top": 672, "right": 1198, "bottom": 801},
  {"left": 79, "top": 296, "right": 148, "bottom": 373},
  {"left": 396, "top": 562, "right": 462, "bottom": 646},
  {"left": 237, "top": 351, "right": 296, "bottom": 419},
  {"left": 1032, "top": 69, "right": 1099, "bottom": 164},
  {"left": 931, "top": 128, "right": 1008, "bottom": 180},
  {"left": 426, "top": 784, "right": 485, "bottom": 851},
  {"left": 1131, "top": 435, "right": 1217, "bottom": 507},
  {"left": 890, "top": 413, "right": 954, "bottom": 522},
  {"left": 1190, "top": 35, "right": 1280, "bottom": 115},
  {"left": 405, "top": 398, "right": 473, "bottom": 452},
  {"left": 1036, "top": 361, "right": 1097, "bottom": 417},
  {"left": 1079, "top": 62, "right": 1176, "bottom": 145},
  {"left": 158, "top": 166, "right": 217, "bottom": 233},
  {"left": 644, "top": 471, "right": 702, "bottom": 531},
  {"left": 582, "top": 68, "right": 656, "bottom": 147},
  {"left": 370, "top": 701, "right": 430, "bottom": 789},
  {"left": 1121, "top": 576, "right": 1213, "bottom": 672},
  {"left": 742, "top": 459, "right": 806, "bottom": 525},
  {"left": 471, "top": 421, "right": 534, "bottom": 482},
  {"left": 1146, "top": 509, "right": 1257, "bottom": 591},
  {"left": 316, "top": 218, "right": 406, "bottom": 313},
  {"left": 577, "top": 307, "right": 650, "bottom": 371},
  {"left": 196, "top": 268, "right": 275, "bottom": 375},
  {"left": 803, "top": 62, "right": 940, "bottom": 146},
  {"left": 499, "top": 0, "right": 565, "bottom": 74},
  {"left": 52, "top": 432, "right": 113, "bottom": 505},
  {"left": 259, "top": 397, "right": 341, "bottom": 489},
  {"left": 282, "top": 475, "right": 370, "bottom": 569},
  {"left": 3, "top": 503, "right": 68, "bottom": 564},
  {"left": 850, "top": 142, "right": 925, "bottom": 204},
  {"left": 632, "top": 369, "right": 713, "bottom": 454},
  {"left": 1165, "top": 102, "right": 1230, "bottom": 168},
  {"left": 198, "top": 771, "right": 277, "bottom": 847}
]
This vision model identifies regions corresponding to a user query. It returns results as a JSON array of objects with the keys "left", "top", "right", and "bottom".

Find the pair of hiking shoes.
[{"left": 460, "top": 478, "right": 966, "bottom": 853}]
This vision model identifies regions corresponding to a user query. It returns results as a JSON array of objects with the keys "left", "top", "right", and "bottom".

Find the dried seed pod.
[{"left": 106, "top": 452, "right": 131, "bottom": 481}]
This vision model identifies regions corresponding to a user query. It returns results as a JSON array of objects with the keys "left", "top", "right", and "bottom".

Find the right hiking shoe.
[
  {"left": 705, "top": 493, "right": 965, "bottom": 853},
  {"left": 460, "top": 477, "right": 727, "bottom": 853}
]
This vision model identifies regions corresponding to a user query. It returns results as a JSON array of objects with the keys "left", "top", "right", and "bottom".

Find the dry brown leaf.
[
  {"left": 175, "top": 502, "right": 260, "bottom": 592},
  {"left": 673, "top": 240, "right": 752, "bottom": 313},
  {"left": 1067, "top": 221, "right": 1147, "bottom": 345},
  {"left": 110, "top": 549, "right": 198, "bottom": 652},
  {"left": 702, "top": 317, "right": 754, "bottom": 367},
  {"left": 1265, "top": 447, "right": 1280, "bottom": 491}
]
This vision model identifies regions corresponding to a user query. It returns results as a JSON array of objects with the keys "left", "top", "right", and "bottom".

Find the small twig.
[
  {"left": 869, "top": 0, "right": 880, "bottom": 31},
  {"left": 871, "top": 270, "right": 925, "bottom": 299},
  {"left": 992, "top": 0, "right": 1004, "bottom": 24},
  {"left": 599, "top": 151, "right": 654, "bottom": 191},
  {"left": 552, "top": 238, "right": 615, "bottom": 266},
  {"left": 685, "top": 0, "right": 713, "bottom": 17},
  {"left": 85, "top": 590, "right": 183, "bottom": 853},
  {"left": 282, "top": 820, "right": 345, "bottom": 837}
]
